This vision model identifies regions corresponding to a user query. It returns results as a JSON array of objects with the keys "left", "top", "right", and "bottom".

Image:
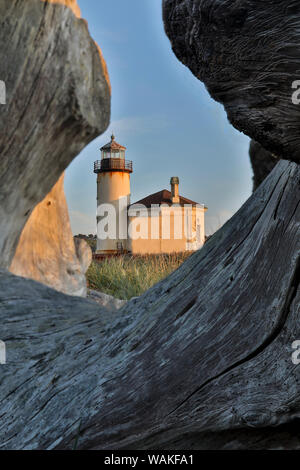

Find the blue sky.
[{"left": 65, "top": 0, "right": 252, "bottom": 236}]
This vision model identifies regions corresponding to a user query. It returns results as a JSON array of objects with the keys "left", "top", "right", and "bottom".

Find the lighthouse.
[{"left": 94, "top": 134, "right": 133, "bottom": 254}]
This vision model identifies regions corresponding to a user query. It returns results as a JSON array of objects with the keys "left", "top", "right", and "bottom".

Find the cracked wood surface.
[
  {"left": 163, "top": 0, "right": 300, "bottom": 163},
  {"left": 249, "top": 141, "right": 279, "bottom": 191},
  {"left": 0, "top": 0, "right": 110, "bottom": 267},
  {"left": 0, "top": 160, "right": 299, "bottom": 450},
  {"left": 10, "top": 174, "right": 92, "bottom": 297}
]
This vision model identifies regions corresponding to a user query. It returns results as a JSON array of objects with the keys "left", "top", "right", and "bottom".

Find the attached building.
[{"left": 94, "top": 135, "right": 207, "bottom": 255}]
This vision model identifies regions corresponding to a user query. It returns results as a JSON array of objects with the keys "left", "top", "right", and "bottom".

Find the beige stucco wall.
[
  {"left": 96, "top": 171, "right": 131, "bottom": 253},
  {"left": 128, "top": 205, "right": 206, "bottom": 255}
]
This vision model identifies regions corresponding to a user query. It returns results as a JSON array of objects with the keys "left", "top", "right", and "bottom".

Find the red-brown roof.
[{"left": 130, "top": 189, "right": 200, "bottom": 208}]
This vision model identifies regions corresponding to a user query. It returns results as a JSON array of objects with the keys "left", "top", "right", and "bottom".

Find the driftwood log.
[
  {"left": 10, "top": 174, "right": 92, "bottom": 297},
  {"left": 0, "top": 0, "right": 110, "bottom": 268},
  {"left": 163, "top": 0, "right": 300, "bottom": 163},
  {"left": 0, "top": 0, "right": 300, "bottom": 450},
  {"left": 1, "top": 160, "right": 299, "bottom": 450},
  {"left": 249, "top": 141, "right": 279, "bottom": 191}
]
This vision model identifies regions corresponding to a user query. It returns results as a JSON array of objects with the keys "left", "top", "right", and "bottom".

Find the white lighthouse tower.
[{"left": 94, "top": 134, "right": 133, "bottom": 255}]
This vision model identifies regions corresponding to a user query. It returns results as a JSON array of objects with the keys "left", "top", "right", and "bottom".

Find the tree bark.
[{"left": 0, "top": 160, "right": 299, "bottom": 450}]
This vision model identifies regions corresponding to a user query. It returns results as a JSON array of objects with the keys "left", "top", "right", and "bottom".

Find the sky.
[{"left": 65, "top": 0, "right": 252, "bottom": 236}]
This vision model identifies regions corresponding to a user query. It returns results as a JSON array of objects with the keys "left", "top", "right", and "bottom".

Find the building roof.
[
  {"left": 100, "top": 134, "right": 126, "bottom": 151},
  {"left": 129, "top": 189, "right": 205, "bottom": 208}
]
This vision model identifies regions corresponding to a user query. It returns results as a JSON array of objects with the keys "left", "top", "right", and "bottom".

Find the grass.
[{"left": 86, "top": 253, "right": 192, "bottom": 300}]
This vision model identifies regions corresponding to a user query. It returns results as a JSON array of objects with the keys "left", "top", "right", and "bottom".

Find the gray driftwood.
[
  {"left": 249, "top": 141, "right": 279, "bottom": 191},
  {"left": 0, "top": 0, "right": 110, "bottom": 268},
  {"left": 0, "top": 0, "right": 300, "bottom": 451},
  {"left": 163, "top": 0, "right": 300, "bottom": 163},
  {"left": 0, "top": 160, "right": 299, "bottom": 450}
]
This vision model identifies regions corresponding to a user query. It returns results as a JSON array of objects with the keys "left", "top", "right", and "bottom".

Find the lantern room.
[
  {"left": 94, "top": 134, "right": 133, "bottom": 173},
  {"left": 101, "top": 134, "right": 126, "bottom": 159}
]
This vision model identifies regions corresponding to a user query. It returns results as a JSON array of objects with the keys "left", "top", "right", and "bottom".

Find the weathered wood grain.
[
  {"left": 0, "top": 0, "right": 110, "bottom": 267},
  {"left": 249, "top": 141, "right": 279, "bottom": 191},
  {"left": 0, "top": 160, "right": 299, "bottom": 450},
  {"left": 163, "top": 0, "right": 300, "bottom": 163},
  {"left": 10, "top": 174, "right": 92, "bottom": 297},
  {"left": 0, "top": 0, "right": 299, "bottom": 451}
]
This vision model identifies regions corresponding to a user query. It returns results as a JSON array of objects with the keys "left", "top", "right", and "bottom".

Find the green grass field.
[{"left": 86, "top": 253, "right": 192, "bottom": 300}]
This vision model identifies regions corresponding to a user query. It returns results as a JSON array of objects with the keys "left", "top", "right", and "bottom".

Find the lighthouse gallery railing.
[{"left": 94, "top": 158, "right": 133, "bottom": 173}]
